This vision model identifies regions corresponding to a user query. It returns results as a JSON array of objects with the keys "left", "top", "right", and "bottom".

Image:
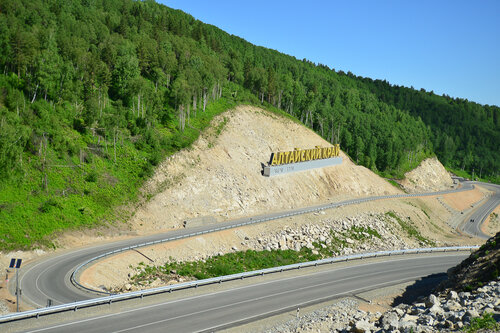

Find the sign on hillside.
[{"left": 263, "top": 144, "right": 342, "bottom": 177}]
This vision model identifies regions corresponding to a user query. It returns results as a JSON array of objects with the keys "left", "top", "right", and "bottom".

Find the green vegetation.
[
  {"left": 463, "top": 313, "right": 499, "bottom": 332},
  {"left": 385, "top": 211, "right": 435, "bottom": 246},
  {"left": 386, "top": 179, "right": 403, "bottom": 191},
  {"left": 131, "top": 225, "right": 381, "bottom": 284},
  {"left": 0, "top": 0, "right": 498, "bottom": 249},
  {"left": 132, "top": 248, "right": 320, "bottom": 283},
  {"left": 446, "top": 166, "right": 495, "bottom": 183},
  {"left": 343, "top": 226, "right": 381, "bottom": 241},
  {"left": 0, "top": 97, "right": 236, "bottom": 249}
]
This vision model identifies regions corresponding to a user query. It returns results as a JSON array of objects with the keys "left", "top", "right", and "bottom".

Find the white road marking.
[{"left": 24, "top": 257, "right": 461, "bottom": 332}]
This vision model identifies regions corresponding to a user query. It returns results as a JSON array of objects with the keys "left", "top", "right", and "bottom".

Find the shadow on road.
[{"left": 392, "top": 273, "right": 448, "bottom": 306}]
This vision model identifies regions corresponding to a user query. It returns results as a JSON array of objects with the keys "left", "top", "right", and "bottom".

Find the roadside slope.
[
  {"left": 399, "top": 157, "right": 454, "bottom": 193},
  {"left": 131, "top": 105, "right": 400, "bottom": 232}
]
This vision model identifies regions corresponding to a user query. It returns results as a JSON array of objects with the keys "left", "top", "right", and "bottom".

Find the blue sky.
[{"left": 160, "top": 1, "right": 500, "bottom": 107}]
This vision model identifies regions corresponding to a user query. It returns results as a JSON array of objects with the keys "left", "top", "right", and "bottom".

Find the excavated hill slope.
[
  {"left": 131, "top": 105, "right": 400, "bottom": 232},
  {"left": 399, "top": 157, "right": 454, "bottom": 193}
]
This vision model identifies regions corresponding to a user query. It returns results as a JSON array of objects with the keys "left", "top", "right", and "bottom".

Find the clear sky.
[{"left": 160, "top": 0, "right": 500, "bottom": 107}]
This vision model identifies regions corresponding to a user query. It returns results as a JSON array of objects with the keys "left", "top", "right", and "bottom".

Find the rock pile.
[
  {"left": 265, "top": 278, "right": 500, "bottom": 332},
  {"left": 116, "top": 212, "right": 429, "bottom": 292},
  {"left": 266, "top": 299, "right": 373, "bottom": 333},
  {"left": 372, "top": 279, "right": 500, "bottom": 332},
  {"left": 241, "top": 212, "right": 419, "bottom": 255}
]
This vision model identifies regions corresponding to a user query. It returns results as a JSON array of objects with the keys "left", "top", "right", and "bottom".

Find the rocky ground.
[
  {"left": 240, "top": 212, "right": 428, "bottom": 254},
  {"left": 262, "top": 279, "right": 499, "bottom": 333},
  {"left": 259, "top": 234, "right": 500, "bottom": 332},
  {"left": 84, "top": 196, "right": 477, "bottom": 294},
  {"left": 107, "top": 211, "right": 430, "bottom": 293}
]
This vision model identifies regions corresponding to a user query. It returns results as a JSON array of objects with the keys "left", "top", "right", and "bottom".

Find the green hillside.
[{"left": 0, "top": 0, "right": 498, "bottom": 250}]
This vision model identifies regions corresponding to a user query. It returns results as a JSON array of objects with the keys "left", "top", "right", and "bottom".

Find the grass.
[
  {"left": 132, "top": 248, "right": 322, "bottom": 283},
  {"left": 463, "top": 313, "right": 499, "bottom": 332},
  {"left": 343, "top": 226, "right": 381, "bottom": 241},
  {"left": 386, "top": 179, "right": 404, "bottom": 191},
  {"left": 130, "top": 225, "right": 383, "bottom": 285},
  {"left": 447, "top": 166, "right": 500, "bottom": 185},
  {"left": 385, "top": 211, "right": 435, "bottom": 246}
]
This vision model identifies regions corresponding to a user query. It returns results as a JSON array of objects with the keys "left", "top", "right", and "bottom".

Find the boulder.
[
  {"left": 351, "top": 319, "right": 373, "bottom": 333},
  {"left": 379, "top": 311, "right": 399, "bottom": 329},
  {"left": 443, "top": 300, "right": 461, "bottom": 312},
  {"left": 425, "top": 294, "right": 439, "bottom": 308},
  {"left": 428, "top": 304, "right": 444, "bottom": 316},
  {"left": 462, "top": 309, "right": 480, "bottom": 323},
  {"left": 446, "top": 290, "right": 458, "bottom": 300},
  {"left": 398, "top": 320, "right": 417, "bottom": 332}
]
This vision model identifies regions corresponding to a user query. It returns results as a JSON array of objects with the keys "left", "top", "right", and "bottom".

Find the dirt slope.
[
  {"left": 131, "top": 105, "right": 400, "bottom": 232},
  {"left": 399, "top": 157, "right": 453, "bottom": 193}
]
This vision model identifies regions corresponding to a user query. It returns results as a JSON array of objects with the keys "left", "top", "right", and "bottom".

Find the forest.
[{"left": 0, "top": 0, "right": 498, "bottom": 249}]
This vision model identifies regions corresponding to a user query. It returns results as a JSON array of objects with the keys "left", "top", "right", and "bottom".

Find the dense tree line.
[
  {"left": 0, "top": 0, "right": 498, "bottom": 182},
  {"left": 359, "top": 79, "right": 499, "bottom": 179}
]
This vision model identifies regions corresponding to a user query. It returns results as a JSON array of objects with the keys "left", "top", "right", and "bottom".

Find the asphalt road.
[
  {"left": 16, "top": 181, "right": 496, "bottom": 309},
  {"left": 10, "top": 253, "right": 467, "bottom": 333},
  {"left": 458, "top": 182, "right": 500, "bottom": 239}
]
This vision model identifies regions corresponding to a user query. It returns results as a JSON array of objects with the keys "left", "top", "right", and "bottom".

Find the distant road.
[
  {"left": 17, "top": 180, "right": 496, "bottom": 309},
  {"left": 9, "top": 253, "right": 467, "bottom": 333},
  {"left": 458, "top": 181, "right": 500, "bottom": 239}
]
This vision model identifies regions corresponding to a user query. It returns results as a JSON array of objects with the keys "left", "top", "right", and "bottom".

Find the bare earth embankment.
[
  {"left": 128, "top": 105, "right": 400, "bottom": 233},
  {"left": 1, "top": 106, "right": 494, "bottom": 319},
  {"left": 77, "top": 106, "right": 485, "bottom": 293},
  {"left": 398, "top": 157, "right": 453, "bottom": 193}
]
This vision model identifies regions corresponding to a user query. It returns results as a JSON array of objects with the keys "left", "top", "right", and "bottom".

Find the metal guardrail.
[
  {"left": 69, "top": 184, "right": 476, "bottom": 295},
  {"left": 0, "top": 246, "right": 478, "bottom": 323}
]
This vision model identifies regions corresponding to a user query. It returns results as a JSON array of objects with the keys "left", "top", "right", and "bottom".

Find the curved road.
[
  {"left": 16, "top": 181, "right": 498, "bottom": 310},
  {"left": 458, "top": 182, "right": 500, "bottom": 239},
  {"left": 9, "top": 253, "right": 467, "bottom": 333}
]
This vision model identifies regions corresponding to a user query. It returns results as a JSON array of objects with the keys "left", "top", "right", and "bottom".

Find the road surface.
[
  {"left": 458, "top": 182, "right": 500, "bottom": 239},
  {"left": 6, "top": 253, "right": 468, "bottom": 333},
  {"left": 15, "top": 181, "right": 497, "bottom": 310}
]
